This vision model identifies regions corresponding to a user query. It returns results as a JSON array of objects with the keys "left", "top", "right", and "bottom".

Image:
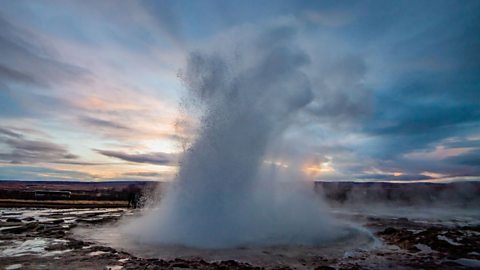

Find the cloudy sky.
[{"left": 0, "top": 0, "right": 479, "bottom": 182}]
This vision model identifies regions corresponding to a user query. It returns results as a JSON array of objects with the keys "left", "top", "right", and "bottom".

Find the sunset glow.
[{"left": 0, "top": 1, "right": 479, "bottom": 183}]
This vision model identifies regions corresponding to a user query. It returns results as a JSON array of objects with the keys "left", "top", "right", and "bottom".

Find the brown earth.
[{"left": 1, "top": 207, "right": 479, "bottom": 269}]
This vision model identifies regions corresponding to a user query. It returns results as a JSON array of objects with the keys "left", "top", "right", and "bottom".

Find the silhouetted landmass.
[
  {"left": 0, "top": 180, "right": 160, "bottom": 208},
  {"left": 316, "top": 181, "right": 480, "bottom": 207},
  {"left": 0, "top": 180, "right": 479, "bottom": 208}
]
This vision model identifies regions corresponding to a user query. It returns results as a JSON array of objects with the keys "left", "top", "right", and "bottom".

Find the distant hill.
[
  {"left": 1, "top": 180, "right": 478, "bottom": 208},
  {"left": 316, "top": 181, "right": 480, "bottom": 207}
]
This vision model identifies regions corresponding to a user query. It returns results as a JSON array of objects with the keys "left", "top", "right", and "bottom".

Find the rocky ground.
[{"left": 0, "top": 207, "right": 479, "bottom": 269}]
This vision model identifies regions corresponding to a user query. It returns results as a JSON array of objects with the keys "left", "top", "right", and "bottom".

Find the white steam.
[{"left": 122, "top": 23, "right": 345, "bottom": 248}]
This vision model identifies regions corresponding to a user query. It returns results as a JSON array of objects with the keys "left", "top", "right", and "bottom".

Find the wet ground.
[{"left": 0, "top": 207, "right": 479, "bottom": 269}]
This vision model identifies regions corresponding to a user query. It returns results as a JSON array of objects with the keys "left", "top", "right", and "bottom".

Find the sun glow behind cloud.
[{"left": 302, "top": 160, "right": 335, "bottom": 178}]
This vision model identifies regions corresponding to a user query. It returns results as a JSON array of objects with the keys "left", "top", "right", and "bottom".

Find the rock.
[
  {"left": 1, "top": 212, "right": 21, "bottom": 216},
  {"left": 77, "top": 217, "right": 115, "bottom": 224},
  {"left": 67, "top": 239, "right": 86, "bottom": 249},
  {"left": 1, "top": 226, "right": 27, "bottom": 234},
  {"left": 99, "top": 246, "right": 117, "bottom": 253},
  {"left": 170, "top": 261, "right": 190, "bottom": 268},
  {"left": 6, "top": 218, "right": 22, "bottom": 223},
  {"left": 315, "top": 266, "right": 335, "bottom": 270},
  {"left": 151, "top": 260, "right": 169, "bottom": 267},
  {"left": 1, "top": 222, "right": 38, "bottom": 234},
  {"left": 55, "top": 230, "right": 66, "bottom": 237},
  {"left": 380, "top": 227, "right": 398, "bottom": 235},
  {"left": 0, "top": 222, "right": 23, "bottom": 227},
  {"left": 16, "top": 223, "right": 36, "bottom": 232},
  {"left": 50, "top": 219, "right": 65, "bottom": 224}
]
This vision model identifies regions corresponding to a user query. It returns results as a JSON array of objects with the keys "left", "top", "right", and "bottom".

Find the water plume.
[{"left": 123, "top": 23, "right": 343, "bottom": 248}]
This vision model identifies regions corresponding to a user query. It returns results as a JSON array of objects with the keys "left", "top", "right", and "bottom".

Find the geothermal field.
[
  {"left": 1, "top": 185, "right": 479, "bottom": 269},
  {"left": 1, "top": 1, "right": 480, "bottom": 270}
]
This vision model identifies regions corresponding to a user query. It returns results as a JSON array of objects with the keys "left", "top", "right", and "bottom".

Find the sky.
[{"left": 0, "top": 0, "right": 479, "bottom": 182}]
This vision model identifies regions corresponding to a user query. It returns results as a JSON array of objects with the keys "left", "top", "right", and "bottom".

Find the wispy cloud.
[
  {"left": 95, "top": 149, "right": 177, "bottom": 166},
  {"left": 79, "top": 116, "right": 132, "bottom": 131},
  {"left": 0, "top": 127, "right": 78, "bottom": 164},
  {"left": 0, "top": 1, "right": 479, "bottom": 182},
  {"left": 0, "top": 127, "right": 22, "bottom": 139}
]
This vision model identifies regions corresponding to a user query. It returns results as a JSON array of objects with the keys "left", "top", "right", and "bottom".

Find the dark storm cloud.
[
  {"left": 355, "top": 1, "right": 480, "bottom": 177},
  {"left": 306, "top": 54, "right": 371, "bottom": 122},
  {"left": 363, "top": 105, "right": 480, "bottom": 171},
  {"left": 369, "top": 104, "right": 479, "bottom": 136},
  {"left": 363, "top": 102, "right": 480, "bottom": 160},
  {"left": 95, "top": 149, "right": 177, "bottom": 165},
  {"left": 357, "top": 174, "right": 432, "bottom": 181},
  {"left": 371, "top": 155, "right": 480, "bottom": 179},
  {"left": 308, "top": 0, "right": 480, "bottom": 169},
  {"left": 445, "top": 140, "right": 480, "bottom": 149},
  {"left": 446, "top": 149, "right": 480, "bottom": 167},
  {"left": 0, "top": 127, "right": 78, "bottom": 164}
]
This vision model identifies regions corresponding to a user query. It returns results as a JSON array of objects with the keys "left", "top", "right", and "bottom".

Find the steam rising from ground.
[{"left": 122, "top": 23, "right": 344, "bottom": 248}]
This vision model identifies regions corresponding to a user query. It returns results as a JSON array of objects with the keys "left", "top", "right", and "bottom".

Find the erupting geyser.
[{"left": 123, "top": 24, "right": 346, "bottom": 248}]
